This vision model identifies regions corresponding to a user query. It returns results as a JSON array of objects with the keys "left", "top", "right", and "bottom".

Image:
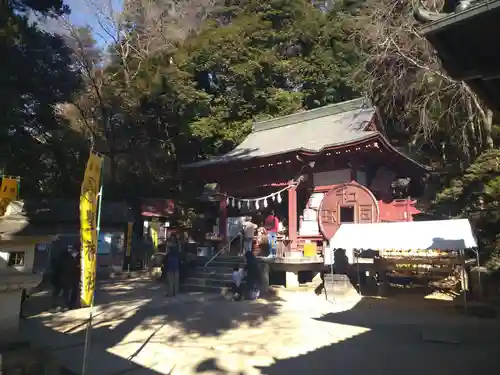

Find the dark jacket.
[
  {"left": 164, "top": 250, "right": 180, "bottom": 272},
  {"left": 52, "top": 251, "right": 77, "bottom": 287},
  {"left": 244, "top": 252, "right": 259, "bottom": 284}
]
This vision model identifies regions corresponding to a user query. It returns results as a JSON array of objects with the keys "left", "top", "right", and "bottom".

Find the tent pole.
[
  {"left": 460, "top": 248, "right": 468, "bottom": 316},
  {"left": 330, "top": 247, "right": 335, "bottom": 303},
  {"left": 475, "top": 249, "right": 482, "bottom": 299},
  {"left": 356, "top": 249, "right": 361, "bottom": 296}
]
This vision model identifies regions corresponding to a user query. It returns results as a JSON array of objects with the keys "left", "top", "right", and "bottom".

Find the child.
[{"left": 231, "top": 265, "right": 244, "bottom": 301}]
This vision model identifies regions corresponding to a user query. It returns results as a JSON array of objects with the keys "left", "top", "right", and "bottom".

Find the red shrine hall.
[{"left": 182, "top": 98, "right": 428, "bottom": 260}]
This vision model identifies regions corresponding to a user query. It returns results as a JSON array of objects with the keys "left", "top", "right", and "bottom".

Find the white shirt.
[
  {"left": 232, "top": 270, "right": 243, "bottom": 287},
  {"left": 242, "top": 221, "right": 257, "bottom": 239}
]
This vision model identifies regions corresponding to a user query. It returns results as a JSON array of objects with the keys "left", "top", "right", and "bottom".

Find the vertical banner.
[
  {"left": 150, "top": 218, "right": 159, "bottom": 250},
  {"left": 80, "top": 152, "right": 103, "bottom": 307},
  {"left": 0, "top": 177, "right": 19, "bottom": 216},
  {"left": 126, "top": 222, "right": 133, "bottom": 257}
]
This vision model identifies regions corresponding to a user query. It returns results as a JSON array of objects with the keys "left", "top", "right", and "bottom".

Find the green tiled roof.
[{"left": 184, "top": 98, "right": 377, "bottom": 169}]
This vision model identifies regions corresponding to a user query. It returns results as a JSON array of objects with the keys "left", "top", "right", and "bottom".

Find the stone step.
[
  {"left": 203, "top": 262, "right": 242, "bottom": 272},
  {"left": 184, "top": 277, "right": 232, "bottom": 288},
  {"left": 191, "top": 270, "right": 233, "bottom": 280},
  {"left": 181, "top": 283, "right": 231, "bottom": 296},
  {"left": 203, "top": 265, "right": 235, "bottom": 274},
  {"left": 208, "top": 258, "right": 243, "bottom": 266},
  {"left": 213, "top": 256, "right": 244, "bottom": 262}
]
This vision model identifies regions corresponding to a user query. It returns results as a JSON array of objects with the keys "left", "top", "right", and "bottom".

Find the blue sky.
[{"left": 45, "top": 0, "right": 124, "bottom": 46}]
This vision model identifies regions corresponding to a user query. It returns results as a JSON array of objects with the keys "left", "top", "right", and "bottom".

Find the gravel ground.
[{"left": 19, "top": 278, "right": 500, "bottom": 375}]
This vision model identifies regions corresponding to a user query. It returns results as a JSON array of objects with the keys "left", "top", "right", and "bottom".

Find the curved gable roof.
[{"left": 183, "top": 98, "right": 377, "bottom": 169}]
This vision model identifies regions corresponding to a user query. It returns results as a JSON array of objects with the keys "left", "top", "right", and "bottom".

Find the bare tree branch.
[{"left": 348, "top": 0, "right": 493, "bottom": 168}]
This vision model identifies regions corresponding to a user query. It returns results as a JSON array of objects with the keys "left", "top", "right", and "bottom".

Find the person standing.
[
  {"left": 241, "top": 216, "right": 257, "bottom": 254},
  {"left": 164, "top": 246, "right": 180, "bottom": 297},
  {"left": 51, "top": 249, "right": 73, "bottom": 311},
  {"left": 68, "top": 247, "right": 81, "bottom": 309},
  {"left": 244, "top": 251, "right": 260, "bottom": 299},
  {"left": 264, "top": 210, "right": 279, "bottom": 258}
]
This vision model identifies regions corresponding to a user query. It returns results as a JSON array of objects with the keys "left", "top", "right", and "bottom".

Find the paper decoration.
[{"left": 224, "top": 177, "right": 301, "bottom": 211}]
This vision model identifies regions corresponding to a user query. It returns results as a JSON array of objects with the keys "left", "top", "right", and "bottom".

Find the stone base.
[
  {"left": 285, "top": 271, "right": 299, "bottom": 288},
  {"left": 259, "top": 263, "right": 270, "bottom": 295},
  {"left": 323, "top": 274, "right": 359, "bottom": 302},
  {"left": 0, "top": 290, "right": 22, "bottom": 344}
]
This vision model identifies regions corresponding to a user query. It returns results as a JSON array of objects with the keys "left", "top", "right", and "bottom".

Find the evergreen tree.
[{"left": 0, "top": 0, "right": 84, "bottom": 197}]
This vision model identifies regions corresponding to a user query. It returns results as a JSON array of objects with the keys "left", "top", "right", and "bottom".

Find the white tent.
[{"left": 324, "top": 219, "right": 477, "bottom": 265}]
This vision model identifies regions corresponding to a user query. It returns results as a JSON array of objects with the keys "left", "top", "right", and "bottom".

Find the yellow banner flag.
[
  {"left": 80, "top": 152, "right": 102, "bottom": 307},
  {"left": 126, "top": 222, "right": 133, "bottom": 257},
  {"left": 150, "top": 219, "right": 159, "bottom": 250},
  {"left": 0, "top": 177, "right": 19, "bottom": 216}
]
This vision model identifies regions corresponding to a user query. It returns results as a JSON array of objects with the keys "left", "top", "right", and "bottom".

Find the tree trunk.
[{"left": 484, "top": 109, "right": 494, "bottom": 149}]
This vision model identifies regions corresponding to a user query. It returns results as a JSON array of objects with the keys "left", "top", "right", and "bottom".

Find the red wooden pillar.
[
  {"left": 219, "top": 197, "right": 228, "bottom": 239},
  {"left": 288, "top": 186, "right": 298, "bottom": 251}
]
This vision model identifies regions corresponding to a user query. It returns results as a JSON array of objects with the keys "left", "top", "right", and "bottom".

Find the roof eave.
[
  {"left": 377, "top": 136, "right": 431, "bottom": 172},
  {"left": 182, "top": 134, "right": 381, "bottom": 171},
  {"left": 182, "top": 133, "right": 431, "bottom": 173},
  {"left": 420, "top": 0, "right": 500, "bottom": 35}
]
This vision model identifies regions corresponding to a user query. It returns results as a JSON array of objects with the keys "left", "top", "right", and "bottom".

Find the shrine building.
[{"left": 182, "top": 98, "right": 429, "bottom": 270}]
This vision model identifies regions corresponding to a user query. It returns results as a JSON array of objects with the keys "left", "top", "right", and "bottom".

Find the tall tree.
[
  {"left": 0, "top": 0, "right": 84, "bottom": 197},
  {"left": 179, "top": 0, "right": 360, "bottom": 157}
]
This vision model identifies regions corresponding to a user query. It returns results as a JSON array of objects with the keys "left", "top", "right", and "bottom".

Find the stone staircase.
[{"left": 182, "top": 256, "right": 244, "bottom": 294}]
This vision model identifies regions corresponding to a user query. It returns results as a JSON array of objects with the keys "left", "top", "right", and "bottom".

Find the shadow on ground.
[
  {"left": 21, "top": 277, "right": 284, "bottom": 374},
  {"left": 21, "top": 278, "right": 500, "bottom": 375},
  {"left": 252, "top": 297, "right": 500, "bottom": 375},
  {"left": 189, "top": 296, "right": 500, "bottom": 375}
]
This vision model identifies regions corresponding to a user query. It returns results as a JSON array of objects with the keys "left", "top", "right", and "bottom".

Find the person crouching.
[{"left": 231, "top": 265, "right": 244, "bottom": 301}]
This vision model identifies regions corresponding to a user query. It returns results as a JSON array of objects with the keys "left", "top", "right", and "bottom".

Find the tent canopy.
[{"left": 329, "top": 219, "right": 477, "bottom": 252}]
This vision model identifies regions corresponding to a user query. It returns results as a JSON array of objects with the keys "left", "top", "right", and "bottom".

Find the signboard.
[
  {"left": 79, "top": 152, "right": 102, "bottom": 307},
  {"left": 97, "top": 233, "right": 112, "bottom": 254},
  {"left": 141, "top": 198, "right": 174, "bottom": 217},
  {"left": 0, "top": 177, "right": 19, "bottom": 216}
]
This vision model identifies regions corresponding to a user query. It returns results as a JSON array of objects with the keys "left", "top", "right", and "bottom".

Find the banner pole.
[{"left": 82, "top": 157, "right": 104, "bottom": 375}]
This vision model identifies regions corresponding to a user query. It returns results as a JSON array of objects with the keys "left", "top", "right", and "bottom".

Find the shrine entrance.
[{"left": 318, "top": 182, "right": 379, "bottom": 239}]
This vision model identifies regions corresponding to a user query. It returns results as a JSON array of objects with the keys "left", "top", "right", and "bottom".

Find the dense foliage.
[
  {"left": 1, "top": 0, "right": 85, "bottom": 197},
  {"left": 429, "top": 149, "right": 500, "bottom": 268}
]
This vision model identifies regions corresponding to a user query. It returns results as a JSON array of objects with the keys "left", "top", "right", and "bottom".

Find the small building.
[
  {"left": 0, "top": 199, "right": 132, "bottom": 342},
  {"left": 182, "top": 98, "right": 429, "bottom": 287},
  {"left": 140, "top": 198, "right": 175, "bottom": 246},
  {"left": 415, "top": 0, "right": 500, "bottom": 111}
]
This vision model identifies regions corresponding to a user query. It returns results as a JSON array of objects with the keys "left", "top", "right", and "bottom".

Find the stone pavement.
[{"left": 20, "top": 278, "right": 500, "bottom": 375}]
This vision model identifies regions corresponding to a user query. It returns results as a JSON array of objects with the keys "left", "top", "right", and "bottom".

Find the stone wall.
[
  {"left": 0, "top": 243, "right": 36, "bottom": 272},
  {"left": 0, "top": 290, "right": 22, "bottom": 344}
]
